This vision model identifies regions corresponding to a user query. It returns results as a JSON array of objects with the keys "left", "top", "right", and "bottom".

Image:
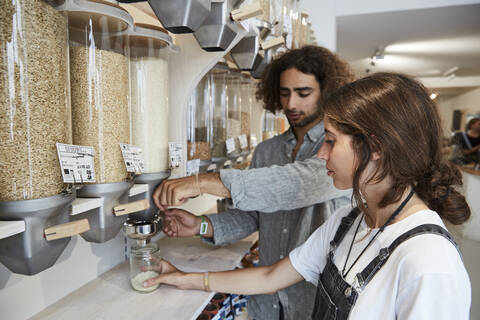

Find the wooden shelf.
[
  {"left": 70, "top": 198, "right": 104, "bottom": 216},
  {"left": 0, "top": 221, "right": 26, "bottom": 240}
]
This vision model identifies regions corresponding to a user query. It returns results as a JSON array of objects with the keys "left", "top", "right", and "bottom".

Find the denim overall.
[{"left": 311, "top": 208, "right": 459, "bottom": 320}]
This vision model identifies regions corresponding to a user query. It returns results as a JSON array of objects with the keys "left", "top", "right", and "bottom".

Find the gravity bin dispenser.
[
  {"left": 57, "top": 0, "right": 146, "bottom": 243},
  {"left": 0, "top": 0, "right": 90, "bottom": 275}
]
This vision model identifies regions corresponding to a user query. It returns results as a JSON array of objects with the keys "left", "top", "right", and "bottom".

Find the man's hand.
[
  {"left": 162, "top": 208, "right": 211, "bottom": 238},
  {"left": 153, "top": 173, "right": 231, "bottom": 210},
  {"left": 153, "top": 175, "right": 201, "bottom": 210}
]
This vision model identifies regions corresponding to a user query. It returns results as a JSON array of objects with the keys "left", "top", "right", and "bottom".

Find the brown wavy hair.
[
  {"left": 256, "top": 45, "right": 354, "bottom": 114},
  {"left": 323, "top": 72, "right": 470, "bottom": 225}
]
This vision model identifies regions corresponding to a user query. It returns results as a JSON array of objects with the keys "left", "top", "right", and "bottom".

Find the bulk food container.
[
  {"left": 226, "top": 75, "right": 242, "bottom": 157},
  {"left": 262, "top": 111, "right": 276, "bottom": 141},
  {"left": 187, "top": 76, "right": 213, "bottom": 169},
  {"left": 0, "top": 0, "right": 71, "bottom": 201},
  {"left": 211, "top": 70, "right": 228, "bottom": 165},
  {"left": 240, "top": 76, "right": 252, "bottom": 153},
  {"left": 64, "top": 0, "right": 132, "bottom": 184},
  {"left": 129, "top": 23, "right": 171, "bottom": 174}
]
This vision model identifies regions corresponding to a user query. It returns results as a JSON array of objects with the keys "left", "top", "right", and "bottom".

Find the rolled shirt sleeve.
[{"left": 220, "top": 157, "right": 352, "bottom": 212}]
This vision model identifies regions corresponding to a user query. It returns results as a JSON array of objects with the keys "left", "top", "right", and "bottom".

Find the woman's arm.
[{"left": 144, "top": 257, "right": 304, "bottom": 295}]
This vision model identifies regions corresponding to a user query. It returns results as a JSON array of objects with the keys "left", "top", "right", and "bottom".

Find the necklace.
[{"left": 341, "top": 190, "right": 415, "bottom": 278}]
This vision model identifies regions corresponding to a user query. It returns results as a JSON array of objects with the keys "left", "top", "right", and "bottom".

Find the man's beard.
[{"left": 287, "top": 107, "right": 322, "bottom": 128}]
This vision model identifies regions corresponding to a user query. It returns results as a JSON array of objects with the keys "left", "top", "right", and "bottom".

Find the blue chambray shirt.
[{"left": 205, "top": 121, "right": 351, "bottom": 320}]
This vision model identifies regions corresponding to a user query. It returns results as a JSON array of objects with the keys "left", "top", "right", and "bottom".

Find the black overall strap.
[
  {"left": 329, "top": 208, "right": 361, "bottom": 254},
  {"left": 354, "top": 224, "right": 459, "bottom": 290}
]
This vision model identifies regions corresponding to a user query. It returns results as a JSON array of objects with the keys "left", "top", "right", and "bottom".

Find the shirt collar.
[{"left": 286, "top": 121, "right": 325, "bottom": 143}]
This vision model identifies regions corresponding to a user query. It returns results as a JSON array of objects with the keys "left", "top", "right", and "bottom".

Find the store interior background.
[{"left": 1, "top": 0, "right": 479, "bottom": 319}]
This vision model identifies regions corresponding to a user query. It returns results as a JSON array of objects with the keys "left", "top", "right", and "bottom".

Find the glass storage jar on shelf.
[
  {"left": 262, "top": 111, "right": 277, "bottom": 141},
  {"left": 226, "top": 74, "right": 242, "bottom": 158},
  {"left": 0, "top": 0, "right": 71, "bottom": 201},
  {"left": 187, "top": 75, "right": 212, "bottom": 173},
  {"left": 65, "top": 0, "right": 132, "bottom": 183},
  {"left": 210, "top": 68, "right": 228, "bottom": 166},
  {"left": 129, "top": 23, "right": 171, "bottom": 174},
  {"left": 239, "top": 75, "right": 253, "bottom": 154},
  {"left": 129, "top": 242, "right": 161, "bottom": 293}
]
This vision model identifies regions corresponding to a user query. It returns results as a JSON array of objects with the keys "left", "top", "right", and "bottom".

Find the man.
[{"left": 154, "top": 46, "right": 354, "bottom": 320}]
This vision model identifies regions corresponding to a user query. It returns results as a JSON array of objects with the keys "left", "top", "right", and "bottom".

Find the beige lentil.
[
  {"left": 0, "top": 0, "right": 71, "bottom": 201},
  {"left": 70, "top": 46, "right": 129, "bottom": 183}
]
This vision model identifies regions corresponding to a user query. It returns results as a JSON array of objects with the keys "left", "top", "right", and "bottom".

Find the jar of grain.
[
  {"left": 129, "top": 242, "right": 161, "bottom": 293},
  {"left": 187, "top": 76, "right": 212, "bottom": 162},
  {"left": 0, "top": 0, "right": 71, "bottom": 201},
  {"left": 226, "top": 74, "right": 242, "bottom": 157},
  {"left": 262, "top": 111, "right": 276, "bottom": 141},
  {"left": 240, "top": 76, "right": 253, "bottom": 152},
  {"left": 61, "top": 0, "right": 133, "bottom": 183},
  {"left": 211, "top": 69, "right": 228, "bottom": 160},
  {"left": 129, "top": 23, "right": 171, "bottom": 174}
]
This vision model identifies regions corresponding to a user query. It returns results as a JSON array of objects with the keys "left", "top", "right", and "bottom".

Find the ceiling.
[{"left": 336, "top": 3, "right": 480, "bottom": 96}]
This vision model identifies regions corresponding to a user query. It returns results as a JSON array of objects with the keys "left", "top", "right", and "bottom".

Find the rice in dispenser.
[
  {"left": 61, "top": 0, "right": 134, "bottom": 243},
  {"left": 128, "top": 23, "right": 172, "bottom": 220},
  {"left": 187, "top": 76, "right": 213, "bottom": 174},
  {"left": 239, "top": 75, "right": 252, "bottom": 155},
  {"left": 262, "top": 111, "right": 276, "bottom": 141},
  {"left": 0, "top": 0, "right": 88, "bottom": 275}
]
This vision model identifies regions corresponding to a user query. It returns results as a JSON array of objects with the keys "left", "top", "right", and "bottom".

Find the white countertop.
[{"left": 31, "top": 234, "right": 257, "bottom": 320}]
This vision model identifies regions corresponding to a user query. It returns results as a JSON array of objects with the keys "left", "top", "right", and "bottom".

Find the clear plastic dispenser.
[
  {"left": 187, "top": 76, "right": 213, "bottom": 173},
  {"left": 0, "top": 0, "right": 86, "bottom": 275},
  {"left": 262, "top": 111, "right": 277, "bottom": 141},
  {"left": 240, "top": 76, "right": 253, "bottom": 155},
  {"left": 211, "top": 65, "right": 229, "bottom": 169},
  {"left": 59, "top": 0, "right": 134, "bottom": 243},
  {"left": 226, "top": 74, "right": 242, "bottom": 159},
  {"left": 128, "top": 23, "right": 172, "bottom": 221}
]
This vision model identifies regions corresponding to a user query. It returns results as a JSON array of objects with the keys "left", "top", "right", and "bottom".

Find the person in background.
[
  {"left": 148, "top": 73, "right": 471, "bottom": 319},
  {"left": 154, "top": 45, "right": 354, "bottom": 320},
  {"left": 452, "top": 117, "right": 480, "bottom": 164}
]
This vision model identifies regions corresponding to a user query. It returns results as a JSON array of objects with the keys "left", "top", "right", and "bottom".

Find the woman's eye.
[{"left": 325, "top": 139, "right": 335, "bottom": 145}]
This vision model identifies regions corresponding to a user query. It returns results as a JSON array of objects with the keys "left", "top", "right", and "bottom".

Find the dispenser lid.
[
  {"left": 129, "top": 23, "right": 173, "bottom": 51},
  {"left": 57, "top": 0, "right": 134, "bottom": 32}
]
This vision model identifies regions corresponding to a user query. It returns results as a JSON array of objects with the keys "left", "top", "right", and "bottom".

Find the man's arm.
[{"left": 220, "top": 158, "right": 351, "bottom": 212}]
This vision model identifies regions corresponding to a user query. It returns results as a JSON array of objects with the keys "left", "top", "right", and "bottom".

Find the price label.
[
  {"left": 56, "top": 143, "right": 95, "bottom": 183},
  {"left": 250, "top": 134, "right": 258, "bottom": 148},
  {"left": 120, "top": 144, "right": 145, "bottom": 174},
  {"left": 226, "top": 138, "right": 236, "bottom": 154},
  {"left": 239, "top": 134, "right": 248, "bottom": 150},
  {"left": 168, "top": 142, "right": 183, "bottom": 169},
  {"left": 186, "top": 159, "right": 200, "bottom": 176}
]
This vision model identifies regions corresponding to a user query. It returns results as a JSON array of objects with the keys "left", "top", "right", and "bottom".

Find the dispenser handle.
[
  {"left": 44, "top": 219, "right": 90, "bottom": 241},
  {"left": 113, "top": 199, "right": 150, "bottom": 216},
  {"left": 261, "top": 37, "right": 285, "bottom": 50},
  {"left": 231, "top": 2, "right": 263, "bottom": 22}
]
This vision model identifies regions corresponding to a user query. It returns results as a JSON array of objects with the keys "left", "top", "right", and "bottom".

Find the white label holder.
[
  {"left": 56, "top": 143, "right": 95, "bottom": 183},
  {"left": 120, "top": 144, "right": 145, "bottom": 174}
]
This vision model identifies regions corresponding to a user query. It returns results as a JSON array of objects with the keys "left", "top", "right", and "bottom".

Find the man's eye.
[
  {"left": 280, "top": 92, "right": 290, "bottom": 97},
  {"left": 298, "top": 92, "right": 310, "bottom": 98}
]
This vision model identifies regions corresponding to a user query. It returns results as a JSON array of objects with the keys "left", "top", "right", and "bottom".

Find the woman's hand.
[{"left": 143, "top": 259, "right": 193, "bottom": 290}]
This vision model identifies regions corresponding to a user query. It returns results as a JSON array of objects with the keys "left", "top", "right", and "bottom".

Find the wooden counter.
[{"left": 31, "top": 234, "right": 257, "bottom": 320}]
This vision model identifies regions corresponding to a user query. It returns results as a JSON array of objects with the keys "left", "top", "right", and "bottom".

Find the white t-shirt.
[{"left": 289, "top": 206, "right": 471, "bottom": 319}]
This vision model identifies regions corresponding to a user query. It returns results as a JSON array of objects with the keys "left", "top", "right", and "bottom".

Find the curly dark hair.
[{"left": 256, "top": 45, "right": 354, "bottom": 114}]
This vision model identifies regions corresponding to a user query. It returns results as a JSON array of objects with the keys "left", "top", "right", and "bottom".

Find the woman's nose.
[{"left": 317, "top": 143, "right": 329, "bottom": 160}]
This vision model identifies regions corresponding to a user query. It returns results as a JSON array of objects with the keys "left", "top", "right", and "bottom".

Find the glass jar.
[
  {"left": 240, "top": 77, "right": 252, "bottom": 153},
  {"left": 0, "top": 0, "right": 71, "bottom": 201},
  {"left": 62, "top": 0, "right": 132, "bottom": 183},
  {"left": 187, "top": 76, "right": 212, "bottom": 162},
  {"left": 226, "top": 75, "right": 242, "bottom": 157},
  {"left": 130, "top": 242, "right": 161, "bottom": 293},
  {"left": 211, "top": 70, "right": 228, "bottom": 161},
  {"left": 129, "top": 23, "right": 171, "bottom": 173},
  {"left": 262, "top": 111, "right": 276, "bottom": 141}
]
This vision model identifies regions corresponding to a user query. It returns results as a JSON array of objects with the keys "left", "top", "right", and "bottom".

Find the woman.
[
  {"left": 452, "top": 117, "right": 480, "bottom": 164},
  {"left": 145, "top": 73, "right": 471, "bottom": 319}
]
